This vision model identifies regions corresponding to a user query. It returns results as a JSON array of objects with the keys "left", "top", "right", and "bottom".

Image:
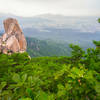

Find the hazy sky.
[{"left": 0, "top": 0, "right": 100, "bottom": 17}]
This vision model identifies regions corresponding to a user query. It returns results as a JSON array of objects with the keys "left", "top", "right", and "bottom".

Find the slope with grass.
[
  {"left": 26, "top": 37, "right": 70, "bottom": 57},
  {"left": 0, "top": 41, "right": 100, "bottom": 100}
]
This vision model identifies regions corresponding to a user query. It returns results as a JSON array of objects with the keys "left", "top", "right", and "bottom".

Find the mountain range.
[{"left": 0, "top": 13, "right": 100, "bottom": 48}]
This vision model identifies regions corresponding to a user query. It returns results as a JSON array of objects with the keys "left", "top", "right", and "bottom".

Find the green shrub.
[{"left": 0, "top": 41, "right": 100, "bottom": 100}]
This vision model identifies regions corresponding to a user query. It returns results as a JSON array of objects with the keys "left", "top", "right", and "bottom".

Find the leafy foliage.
[
  {"left": 0, "top": 41, "right": 100, "bottom": 100},
  {"left": 93, "top": 40, "right": 100, "bottom": 46},
  {"left": 98, "top": 18, "right": 100, "bottom": 23},
  {"left": 26, "top": 37, "right": 70, "bottom": 57}
]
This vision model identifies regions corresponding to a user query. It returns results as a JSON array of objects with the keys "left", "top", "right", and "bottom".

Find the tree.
[
  {"left": 93, "top": 19, "right": 100, "bottom": 49},
  {"left": 93, "top": 40, "right": 100, "bottom": 49},
  {"left": 98, "top": 18, "right": 100, "bottom": 23},
  {"left": 69, "top": 44, "right": 85, "bottom": 65}
]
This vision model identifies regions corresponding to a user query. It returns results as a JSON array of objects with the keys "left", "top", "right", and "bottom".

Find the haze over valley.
[{"left": 0, "top": 14, "right": 100, "bottom": 47}]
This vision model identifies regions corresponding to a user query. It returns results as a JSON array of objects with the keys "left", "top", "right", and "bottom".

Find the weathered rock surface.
[{"left": 0, "top": 18, "right": 27, "bottom": 54}]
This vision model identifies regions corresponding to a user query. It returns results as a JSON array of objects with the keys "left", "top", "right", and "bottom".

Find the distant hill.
[
  {"left": 26, "top": 37, "right": 70, "bottom": 57},
  {"left": 0, "top": 35, "right": 94, "bottom": 57},
  {"left": 0, "top": 31, "right": 70, "bottom": 57},
  {"left": 0, "top": 14, "right": 100, "bottom": 42},
  {"left": 0, "top": 13, "right": 99, "bottom": 50}
]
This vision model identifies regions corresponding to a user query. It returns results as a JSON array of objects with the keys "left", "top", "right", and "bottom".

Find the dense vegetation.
[
  {"left": 0, "top": 34, "right": 95, "bottom": 57},
  {"left": 98, "top": 18, "right": 100, "bottom": 23},
  {"left": 26, "top": 37, "right": 70, "bottom": 57},
  {"left": 0, "top": 41, "right": 100, "bottom": 100},
  {"left": 0, "top": 33, "right": 70, "bottom": 57}
]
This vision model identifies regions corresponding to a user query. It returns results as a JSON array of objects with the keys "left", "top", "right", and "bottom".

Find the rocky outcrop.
[{"left": 0, "top": 18, "right": 27, "bottom": 54}]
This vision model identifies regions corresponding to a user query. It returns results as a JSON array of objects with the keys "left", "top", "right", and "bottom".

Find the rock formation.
[{"left": 0, "top": 18, "right": 27, "bottom": 54}]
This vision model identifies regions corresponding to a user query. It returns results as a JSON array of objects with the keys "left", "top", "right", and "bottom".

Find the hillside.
[
  {"left": 26, "top": 37, "right": 70, "bottom": 57},
  {"left": 0, "top": 14, "right": 100, "bottom": 45},
  {"left": 0, "top": 33, "right": 94, "bottom": 57},
  {"left": 0, "top": 33, "right": 95, "bottom": 57},
  {"left": 0, "top": 41, "right": 100, "bottom": 100},
  {"left": 0, "top": 29, "right": 70, "bottom": 57},
  {"left": 0, "top": 0, "right": 100, "bottom": 99}
]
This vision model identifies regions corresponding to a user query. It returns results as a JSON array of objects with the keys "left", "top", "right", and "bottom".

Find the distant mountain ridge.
[
  {"left": 0, "top": 13, "right": 100, "bottom": 45},
  {"left": 0, "top": 13, "right": 100, "bottom": 32},
  {"left": 26, "top": 37, "right": 70, "bottom": 57}
]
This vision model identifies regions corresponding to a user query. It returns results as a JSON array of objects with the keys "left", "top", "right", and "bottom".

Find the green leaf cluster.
[{"left": 0, "top": 41, "right": 100, "bottom": 100}]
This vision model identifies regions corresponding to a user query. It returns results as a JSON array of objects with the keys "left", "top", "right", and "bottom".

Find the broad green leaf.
[
  {"left": 57, "top": 84, "right": 64, "bottom": 90},
  {"left": 12, "top": 73, "right": 20, "bottom": 83},
  {"left": 37, "top": 91, "right": 49, "bottom": 100},
  {"left": 22, "top": 74, "right": 27, "bottom": 82},
  {"left": 0, "top": 82, "right": 7, "bottom": 91},
  {"left": 26, "top": 88, "right": 34, "bottom": 100},
  {"left": 95, "top": 82, "right": 100, "bottom": 95},
  {"left": 19, "top": 98, "right": 32, "bottom": 100},
  {"left": 65, "top": 83, "right": 72, "bottom": 91},
  {"left": 98, "top": 18, "right": 100, "bottom": 23},
  {"left": 28, "top": 76, "right": 33, "bottom": 84}
]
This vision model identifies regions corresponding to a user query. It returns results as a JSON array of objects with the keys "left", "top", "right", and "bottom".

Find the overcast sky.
[{"left": 0, "top": 0, "right": 100, "bottom": 17}]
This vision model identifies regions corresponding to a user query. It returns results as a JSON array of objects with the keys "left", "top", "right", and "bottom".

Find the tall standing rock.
[{"left": 0, "top": 18, "right": 27, "bottom": 54}]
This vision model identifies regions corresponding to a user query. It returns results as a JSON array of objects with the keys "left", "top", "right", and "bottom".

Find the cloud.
[{"left": 0, "top": 0, "right": 100, "bottom": 17}]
